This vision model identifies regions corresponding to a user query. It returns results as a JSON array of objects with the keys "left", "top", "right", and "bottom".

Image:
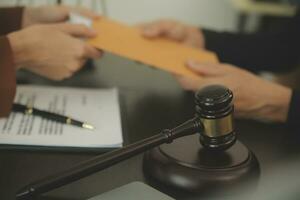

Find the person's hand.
[
  {"left": 22, "top": 5, "right": 100, "bottom": 28},
  {"left": 139, "top": 19, "right": 205, "bottom": 48},
  {"left": 176, "top": 61, "right": 292, "bottom": 122},
  {"left": 8, "top": 23, "right": 102, "bottom": 80}
]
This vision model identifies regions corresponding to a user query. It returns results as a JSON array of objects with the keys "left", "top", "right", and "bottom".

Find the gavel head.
[{"left": 195, "top": 85, "right": 236, "bottom": 151}]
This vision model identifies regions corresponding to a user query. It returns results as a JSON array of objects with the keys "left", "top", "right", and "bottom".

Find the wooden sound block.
[{"left": 143, "top": 134, "right": 260, "bottom": 195}]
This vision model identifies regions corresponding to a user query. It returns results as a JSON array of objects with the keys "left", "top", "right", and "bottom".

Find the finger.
[
  {"left": 66, "top": 59, "right": 86, "bottom": 73},
  {"left": 140, "top": 22, "right": 164, "bottom": 38},
  {"left": 184, "top": 37, "right": 203, "bottom": 48},
  {"left": 186, "top": 60, "right": 223, "bottom": 76},
  {"left": 46, "top": 6, "right": 70, "bottom": 22},
  {"left": 141, "top": 20, "right": 179, "bottom": 39},
  {"left": 83, "top": 44, "right": 103, "bottom": 59},
  {"left": 60, "top": 5, "right": 101, "bottom": 20},
  {"left": 72, "top": 7, "right": 101, "bottom": 19},
  {"left": 27, "top": 65, "right": 73, "bottom": 81},
  {"left": 164, "top": 23, "right": 186, "bottom": 41},
  {"left": 54, "top": 23, "right": 97, "bottom": 38}
]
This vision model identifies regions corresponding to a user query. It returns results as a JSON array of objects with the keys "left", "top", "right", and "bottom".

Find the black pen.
[{"left": 12, "top": 103, "right": 95, "bottom": 130}]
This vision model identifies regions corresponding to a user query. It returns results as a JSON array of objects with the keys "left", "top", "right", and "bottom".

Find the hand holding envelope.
[{"left": 87, "top": 17, "right": 218, "bottom": 78}]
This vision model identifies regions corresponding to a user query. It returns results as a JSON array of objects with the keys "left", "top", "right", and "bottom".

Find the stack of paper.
[
  {"left": 0, "top": 85, "right": 123, "bottom": 149},
  {"left": 88, "top": 182, "right": 175, "bottom": 200}
]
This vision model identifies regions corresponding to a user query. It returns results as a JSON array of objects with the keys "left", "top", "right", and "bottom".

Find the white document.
[
  {"left": 68, "top": 12, "right": 92, "bottom": 27},
  {"left": 0, "top": 85, "right": 123, "bottom": 148},
  {"left": 88, "top": 182, "right": 175, "bottom": 200}
]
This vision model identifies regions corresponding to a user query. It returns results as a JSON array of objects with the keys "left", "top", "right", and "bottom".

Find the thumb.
[
  {"left": 54, "top": 23, "right": 97, "bottom": 38},
  {"left": 139, "top": 23, "right": 161, "bottom": 38},
  {"left": 186, "top": 60, "right": 221, "bottom": 76}
]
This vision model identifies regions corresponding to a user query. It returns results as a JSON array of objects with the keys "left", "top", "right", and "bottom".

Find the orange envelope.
[{"left": 88, "top": 18, "right": 218, "bottom": 78}]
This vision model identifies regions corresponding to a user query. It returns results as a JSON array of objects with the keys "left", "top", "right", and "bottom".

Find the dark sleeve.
[
  {"left": 287, "top": 90, "right": 300, "bottom": 134},
  {"left": 202, "top": 12, "right": 300, "bottom": 73},
  {"left": 0, "top": 36, "right": 16, "bottom": 117},
  {"left": 0, "top": 7, "right": 23, "bottom": 35}
]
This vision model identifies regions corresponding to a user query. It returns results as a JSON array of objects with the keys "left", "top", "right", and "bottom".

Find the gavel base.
[{"left": 143, "top": 134, "right": 260, "bottom": 196}]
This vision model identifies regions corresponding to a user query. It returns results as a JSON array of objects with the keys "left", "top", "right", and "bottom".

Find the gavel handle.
[{"left": 16, "top": 118, "right": 202, "bottom": 200}]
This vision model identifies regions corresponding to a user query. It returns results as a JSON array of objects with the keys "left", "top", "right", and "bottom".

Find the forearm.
[
  {"left": 0, "top": 7, "right": 23, "bottom": 35},
  {"left": 287, "top": 90, "right": 300, "bottom": 133},
  {"left": 0, "top": 36, "right": 16, "bottom": 117},
  {"left": 203, "top": 29, "right": 300, "bottom": 73}
]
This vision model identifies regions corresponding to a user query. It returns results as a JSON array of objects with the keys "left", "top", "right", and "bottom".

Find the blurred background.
[{"left": 0, "top": 0, "right": 297, "bottom": 33}]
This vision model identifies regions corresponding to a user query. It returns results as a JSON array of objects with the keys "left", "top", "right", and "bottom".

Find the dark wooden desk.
[{"left": 1, "top": 54, "right": 299, "bottom": 200}]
